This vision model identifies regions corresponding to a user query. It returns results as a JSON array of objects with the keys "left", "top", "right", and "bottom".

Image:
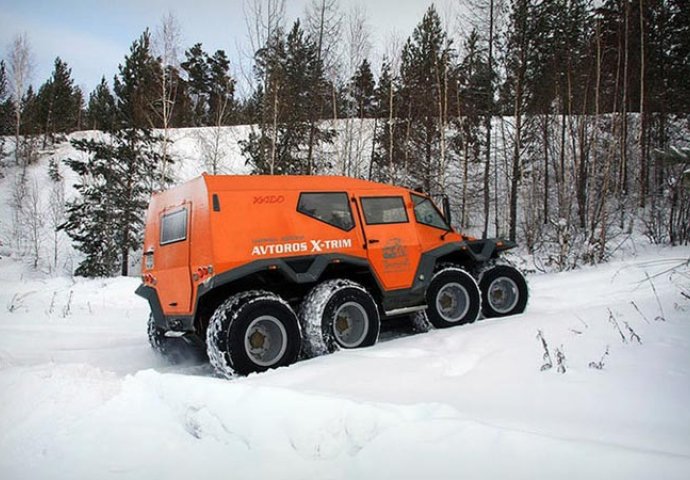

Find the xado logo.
[{"left": 253, "top": 195, "right": 285, "bottom": 204}]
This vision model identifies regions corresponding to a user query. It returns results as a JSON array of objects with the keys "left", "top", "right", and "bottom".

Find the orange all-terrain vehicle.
[{"left": 136, "top": 174, "right": 528, "bottom": 376}]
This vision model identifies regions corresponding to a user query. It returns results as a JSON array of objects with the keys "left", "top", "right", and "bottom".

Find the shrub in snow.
[
  {"left": 589, "top": 345, "right": 610, "bottom": 370},
  {"left": 536, "top": 330, "right": 553, "bottom": 371}
]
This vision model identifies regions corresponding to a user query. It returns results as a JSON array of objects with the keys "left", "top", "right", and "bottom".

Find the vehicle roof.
[{"left": 201, "top": 174, "right": 405, "bottom": 192}]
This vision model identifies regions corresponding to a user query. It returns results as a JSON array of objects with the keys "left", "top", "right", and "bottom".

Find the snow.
[{"left": 1, "top": 246, "right": 689, "bottom": 479}]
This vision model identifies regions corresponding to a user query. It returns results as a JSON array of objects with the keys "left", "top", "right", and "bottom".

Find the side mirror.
[{"left": 442, "top": 196, "right": 452, "bottom": 226}]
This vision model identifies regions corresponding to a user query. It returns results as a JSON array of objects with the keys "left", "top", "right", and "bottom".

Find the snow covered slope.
[{"left": 0, "top": 246, "right": 689, "bottom": 479}]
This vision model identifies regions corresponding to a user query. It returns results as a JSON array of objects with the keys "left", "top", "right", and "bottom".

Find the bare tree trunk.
[
  {"left": 462, "top": 139, "right": 470, "bottom": 227},
  {"left": 8, "top": 34, "right": 33, "bottom": 167},
  {"left": 43, "top": 91, "right": 54, "bottom": 149},
  {"left": 508, "top": 0, "right": 529, "bottom": 242},
  {"left": 305, "top": 0, "right": 342, "bottom": 175},
  {"left": 436, "top": 53, "right": 448, "bottom": 194},
  {"left": 270, "top": 84, "right": 279, "bottom": 175},
  {"left": 154, "top": 12, "right": 182, "bottom": 189},
  {"left": 482, "top": 0, "right": 495, "bottom": 239},
  {"left": 588, "top": 21, "right": 607, "bottom": 261},
  {"left": 575, "top": 67, "right": 591, "bottom": 231},
  {"left": 638, "top": 0, "right": 647, "bottom": 207},
  {"left": 590, "top": 20, "right": 602, "bottom": 236},
  {"left": 245, "top": 0, "right": 285, "bottom": 175},
  {"left": 620, "top": 0, "right": 630, "bottom": 211},
  {"left": 48, "top": 179, "right": 65, "bottom": 273},
  {"left": 368, "top": 117, "right": 377, "bottom": 180},
  {"left": 25, "top": 177, "right": 44, "bottom": 270},
  {"left": 542, "top": 114, "right": 550, "bottom": 225},
  {"left": 388, "top": 82, "right": 395, "bottom": 177},
  {"left": 454, "top": 81, "right": 469, "bottom": 227},
  {"left": 342, "top": 5, "right": 370, "bottom": 176},
  {"left": 510, "top": 91, "right": 523, "bottom": 242}
]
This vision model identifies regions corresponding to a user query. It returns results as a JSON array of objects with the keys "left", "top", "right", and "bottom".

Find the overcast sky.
[{"left": 0, "top": 0, "right": 460, "bottom": 96}]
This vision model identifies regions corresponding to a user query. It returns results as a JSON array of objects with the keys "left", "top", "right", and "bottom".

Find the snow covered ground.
[{"left": 1, "top": 246, "right": 689, "bottom": 479}]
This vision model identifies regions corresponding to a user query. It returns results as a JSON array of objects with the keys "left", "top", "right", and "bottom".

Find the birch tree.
[{"left": 7, "top": 33, "right": 33, "bottom": 166}]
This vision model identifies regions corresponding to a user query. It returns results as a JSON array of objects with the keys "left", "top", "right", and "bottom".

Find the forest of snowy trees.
[{"left": 0, "top": 0, "right": 689, "bottom": 277}]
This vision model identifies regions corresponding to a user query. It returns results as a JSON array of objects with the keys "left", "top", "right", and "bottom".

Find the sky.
[{"left": 0, "top": 0, "right": 458, "bottom": 97}]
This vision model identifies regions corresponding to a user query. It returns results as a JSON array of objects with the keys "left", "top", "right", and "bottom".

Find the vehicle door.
[
  {"left": 357, "top": 195, "right": 421, "bottom": 291},
  {"left": 151, "top": 203, "right": 193, "bottom": 314}
]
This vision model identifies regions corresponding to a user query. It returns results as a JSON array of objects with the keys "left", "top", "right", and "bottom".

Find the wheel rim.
[
  {"left": 488, "top": 277, "right": 520, "bottom": 314},
  {"left": 436, "top": 282, "right": 470, "bottom": 323},
  {"left": 244, "top": 315, "right": 288, "bottom": 367},
  {"left": 332, "top": 301, "right": 369, "bottom": 348}
]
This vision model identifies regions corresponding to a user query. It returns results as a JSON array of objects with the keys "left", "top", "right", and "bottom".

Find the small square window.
[{"left": 160, "top": 209, "right": 188, "bottom": 245}]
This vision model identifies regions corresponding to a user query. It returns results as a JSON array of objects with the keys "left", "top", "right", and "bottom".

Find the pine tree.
[
  {"left": 74, "top": 86, "right": 85, "bottom": 131},
  {"left": 20, "top": 86, "right": 39, "bottom": 135},
  {"left": 242, "top": 20, "right": 335, "bottom": 175},
  {"left": 667, "top": 0, "right": 690, "bottom": 113},
  {"left": 371, "top": 57, "right": 403, "bottom": 181},
  {"left": 62, "top": 128, "right": 167, "bottom": 277},
  {"left": 398, "top": 5, "right": 455, "bottom": 193},
  {"left": 349, "top": 58, "right": 376, "bottom": 118},
  {"left": 453, "top": 30, "right": 493, "bottom": 226},
  {"left": 62, "top": 141, "right": 122, "bottom": 276},
  {"left": 113, "top": 29, "right": 161, "bottom": 129},
  {"left": 0, "top": 61, "right": 9, "bottom": 175},
  {"left": 19, "top": 86, "right": 42, "bottom": 164},
  {"left": 168, "top": 67, "right": 193, "bottom": 127},
  {"left": 0, "top": 61, "right": 13, "bottom": 136},
  {"left": 47, "top": 58, "right": 79, "bottom": 133},
  {"left": 62, "top": 31, "right": 171, "bottom": 277},
  {"left": 35, "top": 57, "right": 80, "bottom": 145},
  {"left": 457, "top": 30, "right": 494, "bottom": 148},
  {"left": 86, "top": 77, "right": 116, "bottom": 131},
  {"left": 181, "top": 43, "right": 210, "bottom": 126},
  {"left": 207, "top": 49, "right": 235, "bottom": 126}
]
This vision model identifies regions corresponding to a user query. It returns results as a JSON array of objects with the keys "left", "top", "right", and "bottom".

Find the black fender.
[
  {"left": 135, "top": 284, "right": 195, "bottom": 332},
  {"left": 463, "top": 238, "right": 517, "bottom": 262},
  {"left": 135, "top": 284, "right": 165, "bottom": 328}
]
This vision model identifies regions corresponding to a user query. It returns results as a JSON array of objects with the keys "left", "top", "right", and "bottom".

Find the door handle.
[{"left": 368, "top": 239, "right": 380, "bottom": 244}]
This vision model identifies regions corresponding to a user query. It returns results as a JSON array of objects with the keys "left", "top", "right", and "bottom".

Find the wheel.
[
  {"left": 420, "top": 267, "right": 481, "bottom": 328},
  {"left": 147, "top": 314, "right": 205, "bottom": 364},
  {"left": 206, "top": 291, "right": 301, "bottom": 377},
  {"left": 479, "top": 265, "right": 528, "bottom": 318},
  {"left": 299, "top": 279, "right": 380, "bottom": 358}
]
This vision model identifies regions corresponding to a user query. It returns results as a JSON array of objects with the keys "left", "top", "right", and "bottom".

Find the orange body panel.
[{"left": 141, "top": 175, "right": 460, "bottom": 316}]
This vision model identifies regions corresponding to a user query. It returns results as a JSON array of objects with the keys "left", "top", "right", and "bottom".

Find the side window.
[
  {"left": 361, "top": 197, "right": 409, "bottom": 225},
  {"left": 412, "top": 194, "right": 449, "bottom": 230},
  {"left": 160, "top": 208, "right": 188, "bottom": 245},
  {"left": 297, "top": 192, "right": 354, "bottom": 231}
]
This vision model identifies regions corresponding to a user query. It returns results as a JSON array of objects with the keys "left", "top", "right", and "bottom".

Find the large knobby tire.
[
  {"left": 147, "top": 314, "right": 205, "bottom": 364},
  {"left": 206, "top": 291, "right": 301, "bottom": 377},
  {"left": 479, "top": 265, "right": 529, "bottom": 318},
  {"left": 299, "top": 279, "right": 380, "bottom": 358},
  {"left": 419, "top": 267, "right": 481, "bottom": 329}
]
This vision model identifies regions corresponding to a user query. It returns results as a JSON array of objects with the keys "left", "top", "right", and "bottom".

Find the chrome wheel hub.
[
  {"left": 488, "top": 277, "right": 519, "bottom": 314},
  {"left": 244, "top": 315, "right": 288, "bottom": 367},
  {"left": 332, "top": 302, "right": 369, "bottom": 348},
  {"left": 436, "top": 282, "right": 470, "bottom": 323}
]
